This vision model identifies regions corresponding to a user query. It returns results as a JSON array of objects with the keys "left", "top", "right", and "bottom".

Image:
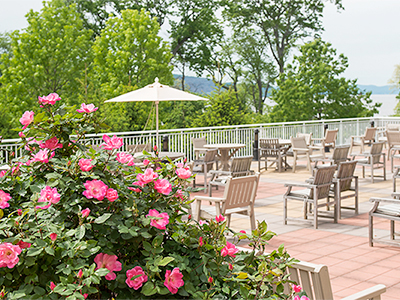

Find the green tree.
[
  {"left": 0, "top": 0, "right": 93, "bottom": 138},
  {"left": 269, "top": 39, "right": 380, "bottom": 122},
  {"left": 92, "top": 9, "right": 173, "bottom": 132},
  {"left": 223, "top": 0, "right": 343, "bottom": 74}
]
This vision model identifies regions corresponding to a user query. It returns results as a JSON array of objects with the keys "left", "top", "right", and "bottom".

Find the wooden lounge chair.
[
  {"left": 386, "top": 130, "right": 400, "bottom": 164},
  {"left": 192, "top": 149, "right": 219, "bottom": 193},
  {"left": 208, "top": 155, "right": 254, "bottom": 196},
  {"left": 352, "top": 142, "right": 386, "bottom": 183},
  {"left": 290, "top": 136, "right": 323, "bottom": 173},
  {"left": 287, "top": 261, "right": 386, "bottom": 300},
  {"left": 194, "top": 173, "right": 260, "bottom": 231},
  {"left": 258, "top": 138, "right": 287, "bottom": 173},
  {"left": 296, "top": 132, "right": 313, "bottom": 146},
  {"left": 369, "top": 196, "right": 400, "bottom": 247},
  {"left": 192, "top": 137, "right": 208, "bottom": 159},
  {"left": 311, "top": 128, "right": 339, "bottom": 158},
  {"left": 312, "top": 145, "right": 350, "bottom": 169},
  {"left": 350, "top": 127, "right": 377, "bottom": 154},
  {"left": 283, "top": 165, "right": 337, "bottom": 229},
  {"left": 126, "top": 143, "right": 151, "bottom": 154}
]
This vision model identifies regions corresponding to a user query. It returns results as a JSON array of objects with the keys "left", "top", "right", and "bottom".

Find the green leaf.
[
  {"left": 33, "top": 286, "right": 45, "bottom": 296},
  {"left": 94, "top": 213, "right": 112, "bottom": 224},
  {"left": 142, "top": 282, "right": 157, "bottom": 296},
  {"left": 158, "top": 257, "right": 174, "bottom": 266},
  {"left": 26, "top": 247, "right": 43, "bottom": 256},
  {"left": 95, "top": 268, "right": 110, "bottom": 277},
  {"left": 45, "top": 247, "right": 55, "bottom": 256},
  {"left": 77, "top": 226, "right": 86, "bottom": 240}
]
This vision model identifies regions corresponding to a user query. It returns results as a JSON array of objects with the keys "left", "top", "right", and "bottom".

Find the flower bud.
[
  {"left": 17, "top": 209, "right": 22, "bottom": 216},
  {"left": 50, "top": 233, "right": 57, "bottom": 241},
  {"left": 229, "top": 263, "right": 233, "bottom": 271},
  {"left": 77, "top": 269, "right": 83, "bottom": 278},
  {"left": 50, "top": 282, "right": 56, "bottom": 291},
  {"left": 208, "top": 277, "right": 213, "bottom": 284}
]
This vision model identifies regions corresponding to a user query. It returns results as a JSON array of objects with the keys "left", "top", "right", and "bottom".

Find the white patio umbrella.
[{"left": 104, "top": 78, "right": 208, "bottom": 146}]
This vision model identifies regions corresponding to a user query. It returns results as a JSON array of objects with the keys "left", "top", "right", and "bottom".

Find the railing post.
[
  {"left": 253, "top": 129, "right": 259, "bottom": 161},
  {"left": 162, "top": 135, "right": 169, "bottom": 152}
]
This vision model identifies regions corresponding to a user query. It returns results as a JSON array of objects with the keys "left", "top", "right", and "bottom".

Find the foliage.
[
  {"left": 92, "top": 9, "right": 173, "bottom": 133},
  {"left": 0, "top": 94, "right": 304, "bottom": 299},
  {"left": 269, "top": 39, "right": 381, "bottom": 122},
  {"left": 0, "top": 0, "right": 93, "bottom": 137}
]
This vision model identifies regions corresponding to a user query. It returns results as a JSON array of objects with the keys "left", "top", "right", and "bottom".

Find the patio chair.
[
  {"left": 258, "top": 138, "right": 287, "bottom": 173},
  {"left": 311, "top": 128, "right": 339, "bottom": 158},
  {"left": 192, "top": 149, "right": 219, "bottom": 193},
  {"left": 377, "top": 123, "right": 400, "bottom": 148},
  {"left": 312, "top": 145, "right": 350, "bottom": 169},
  {"left": 287, "top": 260, "right": 386, "bottom": 300},
  {"left": 369, "top": 196, "right": 400, "bottom": 247},
  {"left": 330, "top": 160, "right": 358, "bottom": 219},
  {"left": 296, "top": 132, "right": 313, "bottom": 146},
  {"left": 352, "top": 142, "right": 386, "bottom": 183},
  {"left": 289, "top": 136, "right": 323, "bottom": 173},
  {"left": 393, "top": 166, "right": 400, "bottom": 192},
  {"left": 194, "top": 173, "right": 260, "bottom": 231},
  {"left": 208, "top": 155, "right": 254, "bottom": 196},
  {"left": 349, "top": 127, "right": 377, "bottom": 154},
  {"left": 192, "top": 137, "right": 208, "bottom": 159},
  {"left": 283, "top": 165, "right": 337, "bottom": 229},
  {"left": 386, "top": 130, "right": 400, "bottom": 166}
]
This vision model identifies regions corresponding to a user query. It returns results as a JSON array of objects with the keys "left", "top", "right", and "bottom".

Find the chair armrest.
[
  {"left": 209, "top": 170, "right": 231, "bottom": 176},
  {"left": 284, "top": 183, "right": 315, "bottom": 188},
  {"left": 341, "top": 284, "right": 386, "bottom": 300},
  {"left": 369, "top": 197, "right": 400, "bottom": 204},
  {"left": 292, "top": 147, "right": 310, "bottom": 152},
  {"left": 195, "top": 196, "right": 225, "bottom": 203}
]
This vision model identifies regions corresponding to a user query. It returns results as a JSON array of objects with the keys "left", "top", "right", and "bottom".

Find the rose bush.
[{"left": 0, "top": 93, "right": 306, "bottom": 299}]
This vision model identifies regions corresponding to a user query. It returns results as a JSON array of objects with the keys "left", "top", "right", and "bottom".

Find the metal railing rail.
[{"left": 2, "top": 116, "right": 400, "bottom": 164}]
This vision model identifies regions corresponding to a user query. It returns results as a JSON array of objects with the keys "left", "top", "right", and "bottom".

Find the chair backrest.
[
  {"left": 259, "top": 138, "right": 281, "bottom": 157},
  {"left": 296, "top": 132, "right": 313, "bottom": 145},
  {"left": 230, "top": 156, "right": 253, "bottom": 174},
  {"left": 369, "top": 142, "right": 384, "bottom": 164},
  {"left": 336, "top": 160, "right": 357, "bottom": 192},
  {"left": 222, "top": 173, "right": 260, "bottom": 211},
  {"left": 364, "top": 127, "right": 377, "bottom": 140},
  {"left": 309, "top": 165, "right": 336, "bottom": 199},
  {"left": 192, "top": 137, "right": 207, "bottom": 149},
  {"left": 203, "top": 149, "right": 218, "bottom": 163},
  {"left": 127, "top": 143, "right": 151, "bottom": 153},
  {"left": 290, "top": 136, "right": 308, "bottom": 150},
  {"left": 387, "top": 123, "right": 400, "bottom": 131},
  {"left": 386, "top": 130, "right": 400, "bottom": 148},
  {"left": 324, "top": 129, "right": 338, "bottom": 144},
  {"left": 331, "top": 145, "right": 350, "bottom": 164},
  {"left": 287, "top": 261, "right": 334, "bottom": 300}
]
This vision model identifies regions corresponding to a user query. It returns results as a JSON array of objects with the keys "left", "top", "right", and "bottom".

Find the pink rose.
[
  {"left": 0, "top": 170, "right": 6, "bottom": 177},
  {"left": 81, "top": 208, "right": 90, "bottom": 218},
  {"left": 77, "top": 269, "right": 83, "bottom": 278},
  {"left": 292, "top": 284, "right": 302, "bottom": 293},
  {"left": 19, "top": 111, "right": 34, "bottom": 129},
  {"left": 101, "top": 135, "right": 123, "bottom": 150},
  {"left": 16, "top": 240, "right": 31, "bottom": 249},
  {"left": 106, "top": 188, "right": 118, "bottom": 202},
  {"left": 17, "top": 209, "right": 22, "bottom": 216},
  {"left": 50, "top": 282, "right": 56, "bottom": 291},
  {"left": 293, "top": 296, "right": 310, "bottom": 300},
  {"left": 32, "top": 149, "right": 53, "bottom": 163},
  {"left": 154, "top": 178, "right": 172, "bottom": 195},
  {"left": 83, "top": 179, "right": 108, "bottom": 201},
  {"left": 0, "top": 242, "right": 22, "bottom": 268},
  {"left": 164, "top": 268, "right": 184, "bottom": 294},
  {"left": 130, "top": 181, "right": 145, "bottom": 193},
  {"left": 146, "top": 209, "right": 169, "bottom": 230},
  {"left": 199, "top": 236, "right": 203, "bottom": 247},
  {"left": 39, "top": 137, "right": 63, "bottom": 150},
  {"left": 0, "top": 190, "right": 11, "bottom": 209},
  {"left": 50, "top": 233, "right": 57, "bottom": 241},
  {"left": 221, "top": 242, "right": 239, "bottom": 258},
  {"left": 137, "top": 168, "right": 158, "bottom": 184},
  {"left": 143, "top": 159, "right": 150, "bottom": 166},
  {"left": 38, "top": 93, "right": 60, "bottom": 106},
  {"left": 36, "top": 186, "right": 60, "bottom": 210},
  {"left": 19, "top": 132, "right": 25, "bottom": 138},
  {"left": 76, "top": 103, "right": 98, "bottom": 113},
  {"left": 94, "top": 253, "right": 122, "bottom": 280},
  {"left": 228, "top": 263, "right": 233, "bottom": 271},
  {"left": 116, "top": 152, "right": 134, "bottom": 165},
  {"left": 126, "top": 266, "right": 148, "bottom": 290},
  {"left": 215, "top": 215, "right": 225, "bottom": 223},
  {"left": 208, "top": 277, "right": 213, "bottom": 284},
  {"left": 176, "top": 168, "right": 191, "bottom": 179},
  {"left": 79, "top": 159, "right": 94, "bottom": 172}
]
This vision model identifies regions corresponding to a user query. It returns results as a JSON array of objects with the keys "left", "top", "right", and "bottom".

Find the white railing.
[{"left": 2, "top": 116, "right": 400, "bottom": 164}]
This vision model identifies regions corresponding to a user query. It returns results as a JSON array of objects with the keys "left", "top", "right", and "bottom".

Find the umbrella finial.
[{"left": 155, "top": 77, "right": 159, "bottom": 83}]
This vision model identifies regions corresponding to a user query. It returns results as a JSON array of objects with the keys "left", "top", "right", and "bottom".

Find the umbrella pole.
[{"left": 156, "top": 101, "right": 159, "bottom": 150}]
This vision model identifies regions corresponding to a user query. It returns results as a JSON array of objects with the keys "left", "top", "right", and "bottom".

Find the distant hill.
[{"left": 174, "top": 75, "right": 400, "bottom": 96}]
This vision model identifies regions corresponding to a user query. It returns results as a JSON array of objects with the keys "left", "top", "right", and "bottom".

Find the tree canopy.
[{"left": 269, "top": 39, "right": 380, "bottom": 122}]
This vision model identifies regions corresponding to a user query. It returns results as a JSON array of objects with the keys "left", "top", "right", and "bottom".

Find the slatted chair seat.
[
  {"left": 208, "top": 155, "right": 254, "bottom": 196},
  {"left": 194, "top": 173, "right": 260, "bottom": 231},
  {"left": 192, "top": 149, "right": 219, "bottom": 193},
  {"left": 258, "top": 138, "right": 287, "bottom": 172},
  {"left": 369, "top": 197, "right": 400, "bottom": 247},
  {"left": 352, "top": 142, "right": 386, "bottom": 183}
]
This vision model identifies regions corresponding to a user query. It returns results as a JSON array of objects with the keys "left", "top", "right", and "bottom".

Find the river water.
[{"left": 370, "top": 94, "right": 398, "bottom": 117}]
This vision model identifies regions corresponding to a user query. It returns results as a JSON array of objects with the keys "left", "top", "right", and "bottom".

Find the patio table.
[{"left": 203, "top": 143, "right": 246, "bottom": 171}]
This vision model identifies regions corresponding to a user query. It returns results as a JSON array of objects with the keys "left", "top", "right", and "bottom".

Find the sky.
[{"left": 0, "top": 0, "right": 399, "bottom": 86}]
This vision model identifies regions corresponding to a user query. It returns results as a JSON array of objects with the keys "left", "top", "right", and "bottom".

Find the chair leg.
[
  {"left": 313, "top": 188, "right": 318, "bottom": 229},
  {"left": 292, "top": 152, "right": 297, "bottom": 173},
  {"left": 369, "top": 214, "right": 373, "bottom": 247},
  {"left": 283, "top": 197, "right": 287, "bottom": 225},
  {"left": 390, "top": 220, "right": 395, "bottom": 240},
  {"left": 355, "top": 178, "right": 359, "bottom": 215},
  {"left": 250, "top": 207, "right": 256, "bottom": 231}
]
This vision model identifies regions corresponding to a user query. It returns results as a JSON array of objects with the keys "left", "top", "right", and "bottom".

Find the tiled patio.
[{"left": 192, "top": 151, "right": 400, "bottom": 300}]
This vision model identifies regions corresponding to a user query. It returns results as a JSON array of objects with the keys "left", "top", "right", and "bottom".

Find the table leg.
[{"left": 219, "top": 149, "right": 230, "bottom": 171}]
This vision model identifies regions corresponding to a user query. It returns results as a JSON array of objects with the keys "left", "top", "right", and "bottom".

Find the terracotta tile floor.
[{"left": 191, "top": 148, "right": 400, "bottom": 300}]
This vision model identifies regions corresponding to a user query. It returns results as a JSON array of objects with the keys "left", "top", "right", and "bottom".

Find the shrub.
[{"left": 0, "top": 94, "right": 303, "bottom": 299}]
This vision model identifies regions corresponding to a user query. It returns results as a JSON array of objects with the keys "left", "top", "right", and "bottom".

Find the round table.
[{"left": 203, "top": 143, "right": 246, "bottom": 171}]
